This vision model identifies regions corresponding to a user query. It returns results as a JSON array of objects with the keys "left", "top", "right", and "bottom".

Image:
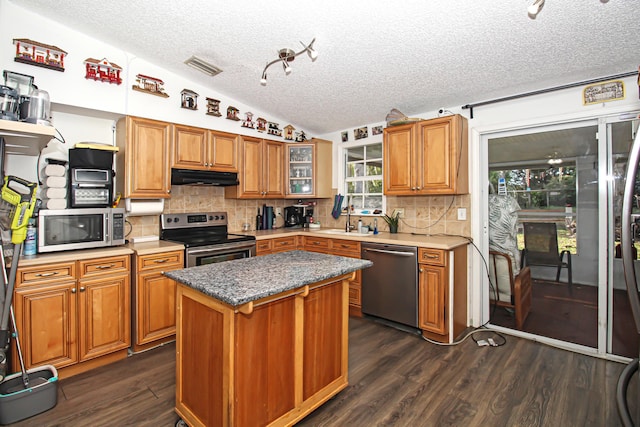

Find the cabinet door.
[
  {"left": 14, "top": 282, "right": 78, "bottom": 369},
  {"left": 418, "top": 264, "right": 447, "bottom": 335},
  {"left": 136, "top": 270, "right": 177, "bottom": 345},
  {"left": 383, "top": 123, "right": 415, "bottom": 195},
  {"left": 119, "top": 116, "right": 172, "bottom": 198},
  {"left": 417, "top": 115, "right": 468, "bottom": 195},
  {"left": 263, "top": 139, "right": 285, "bottom": 198},
  {"left": 209, "top": 130, "right": 238, "bottom": 172},
  {"left": 286, "top": 144, "right": 314, "bottom": 197},
  {"left": 173, "top": 124, "right": 207, "bottom": 170},
  {"left": 237, "top": 136, "right": 264, "bottom": 198},
  {"left": 78, "top": 274, "right": 130, "bottom": 361}
]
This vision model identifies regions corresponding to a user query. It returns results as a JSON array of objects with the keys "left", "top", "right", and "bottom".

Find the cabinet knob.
[
  {"left": 411, "top": 187, "right": 416, "bottom": 191},
  {"left": 80, "top": 287, "right": 86, "bottom": 292},
  {"left": 419, "top": 268, "right": 424, "bottom": 273},
  {"left": 71, "top": 288, "right": 77, "bottom": 293},
  {"left": 416, "top": 187, "right": 421, "bottom": 190}
]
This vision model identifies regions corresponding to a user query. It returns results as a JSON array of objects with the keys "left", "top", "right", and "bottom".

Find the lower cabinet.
[
  {"left": 255, "top": 236, "right": 299, "bottom": 255},
  {"left": 131, "top": 250, "right": 184, "bottom": 352},
  {"left": 418, "top": 246, "right": 468, "bottom": 343},
  {"left": 13, "top": 255, "right": 131, "bottom": 378},
  {"left": 303, "top": 236, "right": 362, "bottom": 317}
]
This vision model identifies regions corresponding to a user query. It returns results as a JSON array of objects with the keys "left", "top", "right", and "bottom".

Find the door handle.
[{"left": 363, "top": 248, "right": 416, "bottom": 257}]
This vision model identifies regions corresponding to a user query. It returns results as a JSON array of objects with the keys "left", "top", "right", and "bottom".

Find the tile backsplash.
[{"left": 125, "top": 187, "right": 471, "bottom": 240}]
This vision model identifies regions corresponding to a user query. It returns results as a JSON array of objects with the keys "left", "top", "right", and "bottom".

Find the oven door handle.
[{"left": 187, "top": 241, "right": 257, "bottom": 255}]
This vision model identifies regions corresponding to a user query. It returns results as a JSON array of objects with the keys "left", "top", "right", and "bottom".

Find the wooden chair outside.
[
  {"left": 522, "top": 222, "right": 572, "bottom": 286},
  {"left": 489, "top": 250, "right": 532, "bottom": 330}
]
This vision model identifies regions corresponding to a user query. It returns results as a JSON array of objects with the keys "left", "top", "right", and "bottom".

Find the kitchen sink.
[{"left": 311, "top": 229, "right": 371, "bottom": 236}]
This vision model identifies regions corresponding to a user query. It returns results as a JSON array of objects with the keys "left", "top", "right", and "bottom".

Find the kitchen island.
[{"left": 165, "top": 250, "right": 372, "bottom": 427}]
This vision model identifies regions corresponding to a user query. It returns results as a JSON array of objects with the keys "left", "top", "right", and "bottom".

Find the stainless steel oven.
[{"left": 159, "top": 211, "right": 256, "bottom": 268}]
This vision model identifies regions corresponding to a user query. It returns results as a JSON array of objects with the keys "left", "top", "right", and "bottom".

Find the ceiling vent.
[{"left": 184, "top": 56, "right": 223, "bottom": 77}]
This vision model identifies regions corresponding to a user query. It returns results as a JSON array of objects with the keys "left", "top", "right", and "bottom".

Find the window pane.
[
  {"left": 366, "top": 161, "right": 382, "bottom": 176},
  {"left": 366, "top": 179, "right": 382, "bottom": 193},
  {"left": 353, "top": 163, "right": 364, "bottom": 177},
  {"left": 367, "top": 143, "right": 382, "bottom": 159},
  {"left": 364, "top": 195, "right": 382, "bottom": 209},
  {"left": 346, "top": 163, "right": 356, "bottom": 178},
  {"left": 347, "top": 147, "right": 364, "bottom": 162}
]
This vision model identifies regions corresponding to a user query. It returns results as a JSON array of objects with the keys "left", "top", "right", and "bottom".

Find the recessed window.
[{"left": 344, "top": 142, "right": 384, "bottom": 214}]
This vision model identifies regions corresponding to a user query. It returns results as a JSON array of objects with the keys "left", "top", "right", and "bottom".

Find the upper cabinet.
[
  {"left": 383, "top": 114, "right": 468, "bottom": 195},
  {"left": 172, "top": 125, "right": 238, "bottom": 172},
  {"left": 225, "top": 136, "right": 285, "bottom": 199},
  {"left": 116, "top": 116, "right": 172, "bottom": 199},
  {"left": 285, "top": 138, "right": 332, "bottom": 199},
  {"left": 0, "top": 119, "right": 56, "bottom": 156}
]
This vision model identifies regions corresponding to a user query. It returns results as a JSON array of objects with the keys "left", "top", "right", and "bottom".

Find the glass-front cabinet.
[{"left": 285, "top": 138, "right": 333, "bottom": 199}]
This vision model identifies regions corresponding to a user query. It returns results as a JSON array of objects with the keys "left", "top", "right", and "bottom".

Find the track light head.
[
  {"left": 528, "top": 0, "right": 545, "bottom": 18},
  {"left": 259, "top": 38, "right": 317, "bottom": 85}
]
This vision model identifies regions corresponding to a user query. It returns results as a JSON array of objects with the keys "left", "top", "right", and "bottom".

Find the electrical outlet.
[
  {"left": 457, "top": 208, "right": 467, "bottom": 221},
  {"left": 393, "top": 208, "right": 405, "bottom": 218},
  {"left": 275, "top": 208, "right": 282, "bottom": 216}
]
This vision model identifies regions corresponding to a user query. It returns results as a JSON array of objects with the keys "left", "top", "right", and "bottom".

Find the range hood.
[{"left": 171, "top": 168, "right": 239, "bottom": 186}]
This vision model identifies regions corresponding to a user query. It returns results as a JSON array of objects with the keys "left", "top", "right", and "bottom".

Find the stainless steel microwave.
[{"left": 37, "top": 208, "right": 125, "bottom": 253}]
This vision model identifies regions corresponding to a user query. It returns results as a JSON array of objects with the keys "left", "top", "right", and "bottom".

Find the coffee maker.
[{"left": 284, "top": 205, "right": 314, "bottom": 228}]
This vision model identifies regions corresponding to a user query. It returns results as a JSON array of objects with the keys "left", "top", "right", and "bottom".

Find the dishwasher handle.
[{"left": 363, "top": 248, "right": 416, "bottom": 257}]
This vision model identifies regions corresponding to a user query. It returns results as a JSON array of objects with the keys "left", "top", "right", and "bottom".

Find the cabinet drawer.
[
  {"left": 271, "top": 236, "right": 297, "bottom": 253},
  {"left": 79, "top": 255, "right": 130, "bottom": 279},
  {"left": 303, "top": 236, "right": 330, "bottom": 252},
  {"left": 256, "top": 240, "right": 272, "bottom": 255},
  {"left": 138, "top": 251, "right": 184, "bottom": 271},
  {"left": 17, "top": 262, "right": 75, "bottom": 287},
  {"left": 331, "top": 239, "right": 361, "bottom": 257},
  {"left": 418, "top": 248, "right": 446, "bottom": 266}
]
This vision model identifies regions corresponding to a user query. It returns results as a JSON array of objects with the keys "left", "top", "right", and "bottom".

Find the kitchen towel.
[
  {"left": 331, "top": 194, "right": 343, "bottom": 219},
  {"left": 45, "top": 176, "right": 67, "bottom": 188}
]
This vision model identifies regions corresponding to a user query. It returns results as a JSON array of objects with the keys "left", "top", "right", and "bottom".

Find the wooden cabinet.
[
  {"left": 132, "top": 250, "right": 184, "bottom": 352},
  {"left": 256, "top": 236, "right": 298, "bottom": 255},
  {"left": 383, "top": 114, "right": 468, "bottom": 195},
  {"left": 172, "top": 125, "right": 238, "bottom": 172},
  {"left": 13, "top": 255, "right": 131, "bottom": 377},
  {"left": 302, "top": 236, "right": 362, "bottom": 316},
  {"left": 225, "top": 136, "right": 285, "bottom": 199},
  {"left": 418, "top": 246, "right": 468, "bottom": 343},
  {"left": 175, "top": 273, "right": 350, "bottom": 427},
  {"left": 285, "top": 138, "right": 332, "bottom": 199},
  {"left": 116, "top": 116, "right": 172, "bottom": 198}
]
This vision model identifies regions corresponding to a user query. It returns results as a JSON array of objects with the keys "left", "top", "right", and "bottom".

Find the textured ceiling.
[{"left": 9, "top": 0, "right": 640, "bottom": 135}]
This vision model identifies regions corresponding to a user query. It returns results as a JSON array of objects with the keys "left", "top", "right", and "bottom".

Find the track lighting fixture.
[
  {"left": 528, "top": 0, "right": 545, "bottom": 18},
  {"left": 260, "top": 38, "right": 317, "bottom": 86}
]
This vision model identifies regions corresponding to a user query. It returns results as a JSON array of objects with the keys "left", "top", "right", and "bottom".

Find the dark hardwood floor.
[{"left": 7, "top": 317, "right": 633, "bottom": 427}]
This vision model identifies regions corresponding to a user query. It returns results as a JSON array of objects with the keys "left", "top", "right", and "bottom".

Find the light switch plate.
[
  {"left": 457, "top": 208, "right": 467, "bottom": 221},
  {"left": 393, "top": 208, "right": 405, "bottom": 218}
]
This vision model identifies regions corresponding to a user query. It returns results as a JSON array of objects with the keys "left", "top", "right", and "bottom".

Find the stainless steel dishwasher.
[{"left": 361, "top": 242, "right": 419, "bottom": 329}]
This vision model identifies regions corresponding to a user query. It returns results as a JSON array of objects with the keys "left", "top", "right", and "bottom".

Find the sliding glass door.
[{"left": 485, "top": 115, "right": 640, "bottom": 357}]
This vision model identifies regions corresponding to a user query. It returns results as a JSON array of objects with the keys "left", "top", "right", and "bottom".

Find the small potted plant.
[{"left": 381, "top": 211, "right": 400, "bottom": 233}]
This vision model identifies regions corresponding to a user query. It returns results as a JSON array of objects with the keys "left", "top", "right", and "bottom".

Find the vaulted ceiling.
[{"left": 9, "top": 0, "right": 640, "bottom": 134}]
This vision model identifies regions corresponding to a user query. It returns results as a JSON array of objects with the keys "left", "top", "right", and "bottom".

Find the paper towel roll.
[{"left": 125, "top": 198, "right": 165, "bottom": 216}]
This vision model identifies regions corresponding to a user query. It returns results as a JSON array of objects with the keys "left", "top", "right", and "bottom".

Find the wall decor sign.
[
  {"left": 13, "top": 38, "right": 66, "bottom": 71},
  {"left": 583, "top": 79, "right": 625, "bottom": 105},
  {"left": 341, "top": 131, "right": 348, "bottom": 142},
  {"left": 295, "top": 130, "right": 308, "bottom": 142},
  {"left": 227, "top": 106, "right": 240, "bottom": 121},
  {"left": 181, "top": 89, "right": 199, "bottom": 110},
  {"left": 242, "top": 112, "right": 255, "bottom": 129},
  {"left": 372, "top": 125, "right": 383, "bottom": 135},
  {"left": 205, "top": 97, "right": 221, "bottom": 116},
  {"left": 84, "top": 58, "right": 122, "bottom": 84},
  {"left": 354, "top": 126, "right": 368, "bottom": 140},
  {"left": 132, "top": 74, "right": 169, "bottom": 97},
  {"left": 284, "top": 124, "right": 295, "bottom": 141},
  {"left": 267, "top": 122, "right": 282, "bottom": 137},
  {"left": 256, "top": 117, "right": 267, "bottom": 132}
]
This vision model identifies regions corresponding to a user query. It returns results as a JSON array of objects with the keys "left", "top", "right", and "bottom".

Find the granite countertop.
[{"left": 165, "top": 250, "right": 372, "bottom": 307}]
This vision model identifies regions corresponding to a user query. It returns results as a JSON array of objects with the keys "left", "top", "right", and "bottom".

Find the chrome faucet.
[{"left": 345, "top": 196, "right": 354, "bottom": 232}]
